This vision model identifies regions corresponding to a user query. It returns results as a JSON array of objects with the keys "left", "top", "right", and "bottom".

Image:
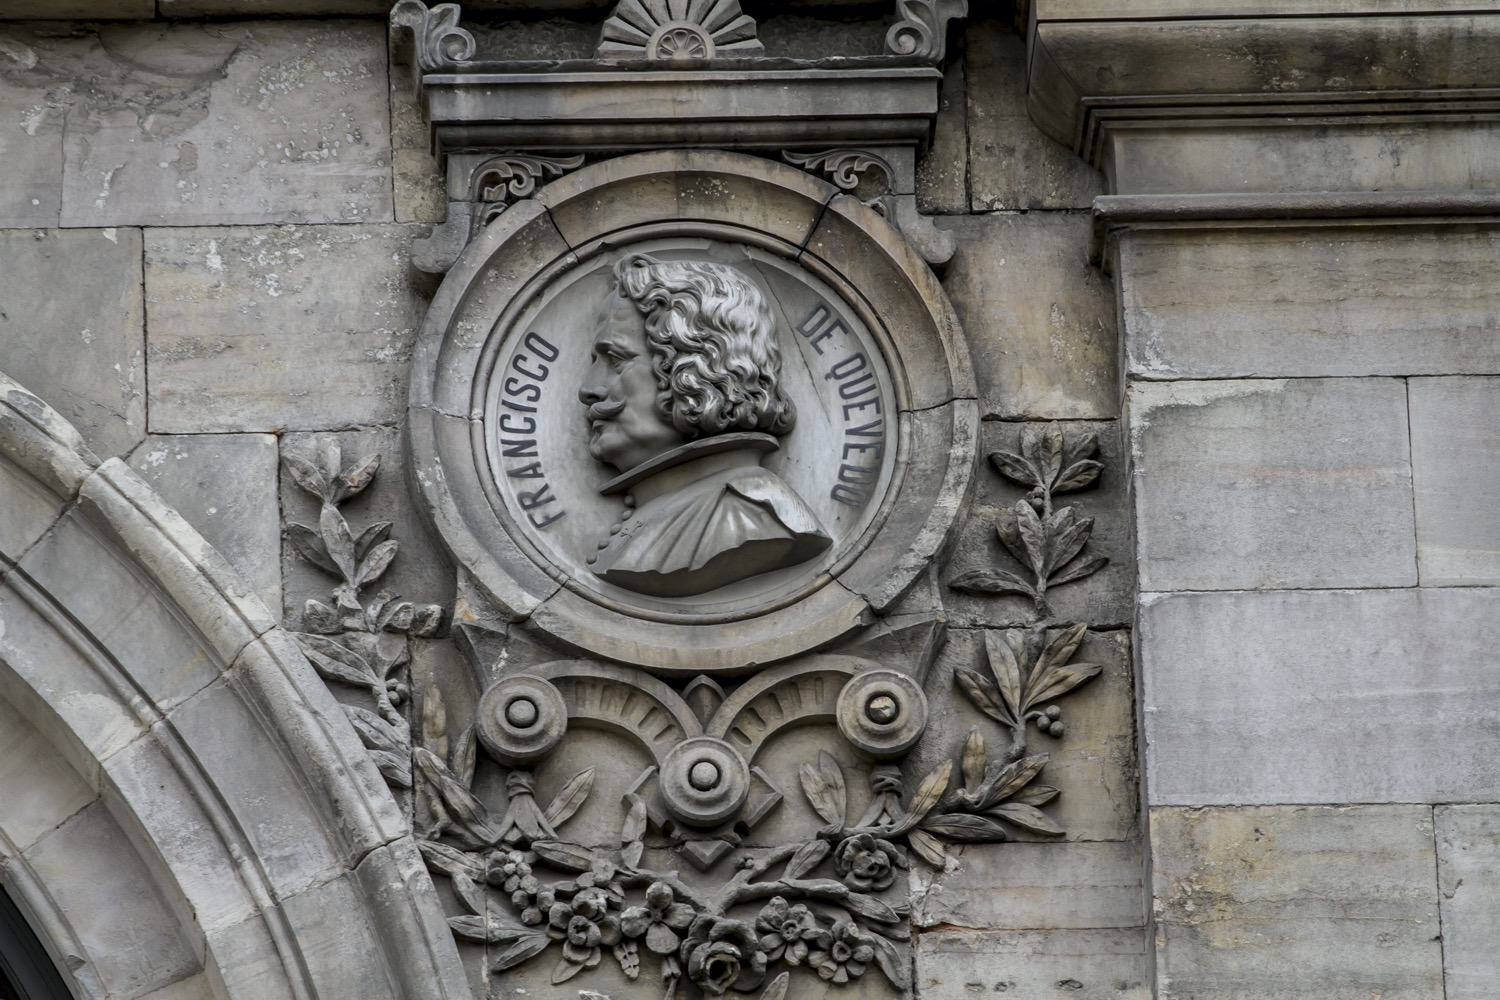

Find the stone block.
[
  {"left": 942, "top": 213, "right": 1119, "bottom": 420},
  {"left": 944, "top": 420, "right": 1132, "bottom": 628},
  {"left": 1140, "top": 588, "right": 1500, "bottom": 806},
  {"left": 128, "top": 434, "right": 282, "bottom": 614},
  {"left": 1409, "top": 377, "right": 1500, "bottom": 585},
  {"left": 1436, "top": 805, "right": 1500, "bottom": 1000},
  {"left": 277, "top": 873, "right": 402, "bottom": 999},
  {"left": 1151, "top": 804, "right": 1444, "bottom": 1000},
  {"left": 18, "top": 507, "right": 225, "bottom": 715},
  {"left": 915, "top": 53, "right": 967, "bottom": 215},
  {"left": 1131, "top": 378, "right": 1417, "bottom": 592},
  {"left": 0, "top": 22, "right": 391, "bottom": 227},
  {"left": 966, "top": 21, "right": 1103, "bottom": 211},
  {"left": 914, "top": 841, "right": 1145, "bottom": 931},
  {"left": 389, "top": 61, "right": 445, "bottom": 225},
  {"left": 914, "top": 628, "right": 1139, "bottom": 843},
  {"left": 164, "top": 673, "right": 346, "bottom": 899},
  {"left": 0, "top": 1, "right": 152, "bottom": 15},
  {"left": 0, "top": 228, "right": 144, "bottom": 459},
  {"left": 22, "top": 801, "right": 200, "bottom": 999},
  {"left": 144, "top": 225, "right": 426, "bottom": 434},
  {"left": 279, "top": 427, "right": 455, "bottom": 629},
  {"left": 0, "top": 455, "right": 65, "bottom": 567},
  {"left": 916, "top": 927, "right": 1151, "bottom": 999},
  {"left": 1119, "top": 225, "right": 1500, "bottom": 380},
  {"left": 0, "top": 698, "right": 95, "bottom": 855}
]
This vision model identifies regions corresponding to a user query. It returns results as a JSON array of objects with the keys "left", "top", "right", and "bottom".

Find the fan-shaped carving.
[{"left": 597, "top": 0, "right": 764, "bottom": 61}]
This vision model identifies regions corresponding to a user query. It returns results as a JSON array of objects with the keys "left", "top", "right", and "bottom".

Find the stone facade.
[{"left": 0, "top": 4, "right": 1494, "bottom": 1000}]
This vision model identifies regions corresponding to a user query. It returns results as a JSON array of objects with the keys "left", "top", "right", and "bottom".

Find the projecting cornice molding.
[{"left": 1028, "top": 2, "right": 1500, "bottom": 195}]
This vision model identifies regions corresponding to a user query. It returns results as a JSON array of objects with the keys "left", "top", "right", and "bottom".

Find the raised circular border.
[{"left": 408, "top": 150, "right": 977, "bottom": 674}]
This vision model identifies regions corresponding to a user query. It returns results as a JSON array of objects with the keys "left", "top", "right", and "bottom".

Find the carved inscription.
[
  {"left": 498, "top": 331, "right": 566, "bottom": 529},
  {"left": 799, "top": 305, "right": 886, "bottom": 508}
]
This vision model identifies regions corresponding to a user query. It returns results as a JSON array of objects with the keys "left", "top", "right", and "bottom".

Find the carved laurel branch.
[
  {"left": 949, "top": 424, "right": 1109, "bottom": 614},
  {"left": 390, "top": 0, "right": 477, "bottom": 73},
  {"left": 410, "top": 632, "right": 1099, "bottom": 996},
  {"left": 281, "top": 441, "right": 444, "bottom": 790}
]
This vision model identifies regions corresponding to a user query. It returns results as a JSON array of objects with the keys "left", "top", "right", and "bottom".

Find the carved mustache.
[{"left": 586, "top": 398, "right": 625, "bottom": 422}]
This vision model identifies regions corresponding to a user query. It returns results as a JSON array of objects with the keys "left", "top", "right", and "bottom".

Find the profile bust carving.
[{"left": 577, "top": 253, "right": 832, "bottom": 597}]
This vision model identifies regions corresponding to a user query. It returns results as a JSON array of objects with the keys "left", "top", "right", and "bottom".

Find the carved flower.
[
  {"left": 513, "top": 884, "right": 558, "bottom": 926},
  {"left": 485, "top": 850, "right": 535, "bottom": 893},
  {"left": 834, "top": 833, "right": 902, "bottom": 891},
  {"left": 620, "top": 881, "right": 697, "bottom": 955},
  {"left": 809, "top": 919, "right": 876, "bottom": 984},
  {"left": 546, "top": 887, "right": 621, "bottom": 967},
  {"left": 680, "top": 915, "right": 768, "bottom": 996},
  {"left": 754, "top": 897, "right": 824, "bottom": 966}
]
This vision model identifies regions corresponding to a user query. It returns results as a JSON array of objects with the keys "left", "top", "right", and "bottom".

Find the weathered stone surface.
[
  {"left": 0, "top": 698, "right": 95, "bottom": 855},
  {"left": 967, "top": 21, "right": 1103, "bottom": 211},
  {"left": 145, "top": 225, "right": 425, "bottom": 434},
  {"left": 1436, "top": 805, "right": 1500, "bottom": 1000},
  {"left": 280, "top": 427, "right": 455, "bottom": 629},
  {"left": 0, "top": 29, "right": 67, "bottom": 227},
  {"left": 0, "top": 0, "right": 152, "bottom": 17},
  {"left": 0, "top": 228, "right": 144, "bottom": 459},
  {"left": 1409, "top": 376, "right": 1500, "bottom": 586},
  {"left": 128, "top": 433, "right": 282, "bottom": 613},
  {"left": 1131, "top": 378, "right": 1417, "bottom": 592},
  {"left": 390, "top": 61, "right": 445, "bottom": 225},
  {"left": 1152, "top": 805, "right": 1444, "bottom": 1000},
  {"left": 916, "top": 927, "right": 1151, "bottom": 999},
  {"left": 0, "top": 455, "right": 65, "bottom": 567},
  {"left": 1140, "top": 588, "right": 1500, "bottom": 805},
  {"left": 915, "top": 629, "right": 1139, "bottom": 842},
  {"left": 915, "top": 53, "right": 967, "bottom": 215},
  {"left": 914, "top": 841, "right": 1145, "bottom": 931},
  {"left": 158, "top": 0, "right": 389, "bottom": 13},
  {"left": 942, "top": 213, "right": 1119, "bottom": 420},
  {"left": 21, "top": 801, "right": 200, "bottom": 999},
  {"left": 945, "top": 420, "right": 1132, "bottom": 628},
  {"left": 0, "top": 22, "right": 391, "bottom": 227},
  {"left": 1120, "top": 226, "right": 1500, "bottom": 379}
]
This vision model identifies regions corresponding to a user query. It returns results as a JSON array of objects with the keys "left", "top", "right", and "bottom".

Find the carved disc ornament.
[{"left": 409, "top": 151, "right": 976, "bottom": 672}]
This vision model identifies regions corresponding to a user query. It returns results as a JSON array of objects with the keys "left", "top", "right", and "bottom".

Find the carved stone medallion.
[{"left": 409, "top": 150, "right": 976, "bottom": 673}]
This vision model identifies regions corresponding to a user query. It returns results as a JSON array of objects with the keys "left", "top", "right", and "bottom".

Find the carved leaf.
[
  {"left": 841, "top": 891, "right": 900, "bottom": 924},
  {"left": 377, "top": 600, "right": 414, "bottom": 634},
  {"left": 287, "top": 522, "right": 340, "bottom": 576},
  {"left": 368, "top": 749, "right": 412, "bottom": 788},
  {"left": 552, "top": 956, "right": 587, "bottom": 984},
  {"left": 1011, "top": 784, "right": 1060, "bottom": 807},
  {"left": 452, "top": 724, "right": 476, "bottom": 787},
  {"left": 819, "top": 751, "right": 847, "bottom": 825},
  {"left": 449, "top": 913, "right": 533, "bottom": 944},
  {"left": 1013, "top": 500, "right": 1048, "bottom": 582},
  {"left": 413, "top": 748, "right": 498, "bottom": 848},
  {"left": 960, "top": 728, "right": 985, "bottom": 795},
  {"left": 906, "top": 828, "right": 949, "bottom": 868},
  {"left": 799, "top": 754, "right": 847, "bottom": 828},
  {"left": 1062, "top": 429, "right": 1100, "bottom": 469},
  {"left": 296, "top": 634, "right": 379, "bottom": 692},
  {"left": 622, "top": 840, "right": 645, "bottom": 871},
  {"left": 993, "top": 508, "right": 1033, "bottom": 569},
  {"left": 410, "top": 603, "right": 445, "bottom": 637},
  {"left": 784, "top": 839, "right": 831, "bottom": 879},
  {"left": 984, "top": 631, "right": 1024, "bottom": 720},
  {"left": 989, "top": 802, "right": 1065, "bottom": 836},
  {"left": 543, "top": 768, "right": 595, "bottom": 828},
  {"left": 921, "top": 813, "right": 1009, "bottom": 843},
  {"left": 354, "top": 520, "right": 393, "bottom": 560},
  {"left": 1054, "top": 459, "right": 1103, "bottom": 493},
  {"left": 1024, "top": 624, "right": 1099, "bottom": 709},
  {"left": 316, "top": 437, "right": 342, "bottom": 485},
  {"left": 900, "top": 761, "right": 952, "bottom": 829},
  {"left": 347, "top": 705, "right": 405, "bottom": 756},
  {"left": 614, "top": 939, "right": 641, "bottom": 980},
  {"left": 988, "top": 450, "right": 1040, "bottom": 488},
  {"left": 282, "top": 452, "right": 327, "bottom": 500},
  {"left": 451, "top": 871, "right": 486, "bottom": 915},
  {"left": 1049, "top": 554, "right": 1108, "bottom": 588},
  {"left": 355, "top": 539, "right": 400, "bottom": 589},
  {"left": 417, "top": 840, "right": 484, "bottom": 880},
  {"left": 979, "top": 754, "right": 1050, "bottom": 809},
  {"left": 954, "top": 668, "right": 1016, "bottom": 728},
  {"left": 1044, "top": 510, "right": 1093, "bottom": 579},
  {"left": 1019, "top": 426, "right": 1043, "bottom": 481},
  {"left": 1040, "top": 423, "right": 1065, "bottom": 489},
  {"left": 530, "top": 840, "right": 596, "bottom": 872},
  {"left": 303, "top": 599, "right": 341, "bottom": 635},
  {"left": 335, "top": 452, "right": 381, "bottom": 504},
  {"left": 948, "top": 568, "right": 1038, "bottom": 599},
  {"left": 492, "top": 934, "right": 550, "bottom": 972},
  {"left": 759, "top": 972, "right": 791, "bottom": 1000},
  {"left": 421, "top": 688, "right": 449, "bottom": 763},
  {"left": 866, "top": 931, "right": 909, "bottom": 989},
  {"left": 1027, "top": 662, "right": 1102, "bottom": 709},
  {"left": 621, "top": 792, "right": 648, "bottom": 844},
  {"left": 320, "top": 503, "right": 358, "bottom": 582}
]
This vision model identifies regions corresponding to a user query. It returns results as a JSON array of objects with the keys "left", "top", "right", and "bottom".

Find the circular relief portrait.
[{"left": 479, "top": 238, "right": 899, "bottom": 620}]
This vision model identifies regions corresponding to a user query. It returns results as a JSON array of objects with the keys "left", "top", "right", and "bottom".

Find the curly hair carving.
[{"left": 613, "top": 253, "right": 797, "bottom": 439}]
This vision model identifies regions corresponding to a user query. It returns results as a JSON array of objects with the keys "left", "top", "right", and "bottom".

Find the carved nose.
[{"left": 578, "top": 382, "right": 605, "bottom": 405}]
